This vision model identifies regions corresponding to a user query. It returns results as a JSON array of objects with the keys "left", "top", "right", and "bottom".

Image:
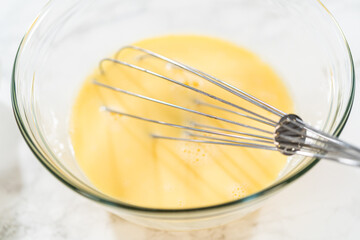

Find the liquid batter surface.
[{"left": 70, "top": 35, "right": 292, "bottom": 208}]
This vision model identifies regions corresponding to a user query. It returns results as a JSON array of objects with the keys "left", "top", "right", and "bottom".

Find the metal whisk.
[{"left": 93, "top": 45, "right": 360, "bottom": 167}]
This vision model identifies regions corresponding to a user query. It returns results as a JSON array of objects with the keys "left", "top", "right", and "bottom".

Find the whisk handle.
[
  {"left": 298, "top": 122, "right": 360, "bottom": 167},
  {"left": 317, "top": 138, "right": 360, "bottom": 167}
]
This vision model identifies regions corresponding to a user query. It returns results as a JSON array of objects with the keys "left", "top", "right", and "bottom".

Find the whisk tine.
[
  {"left": 99, "top": 57, "right": 275, "bottom": 124},
  {"left": 192, "top": 123, "right": 273, "bottom": 141},
  {"left": 151, "top": 135, "right": 278, "bottom": 151},
  {"left": 93, "top": 46, "right": 360, "bottom": 166},
  {"left": 116, "top": 45, "right": 286, "bottom": 117},
  {"left": 102, "top": 107, "right": 272, "bottom": 144},
  {"left": 93, "top": 80, "right": 273, "bottom": 135},
  {"left": 186, "top": 132, "right": 273, "bottom": 145},
  {"left": 194, "top": 100, "right": 276, "bottom": 126}
]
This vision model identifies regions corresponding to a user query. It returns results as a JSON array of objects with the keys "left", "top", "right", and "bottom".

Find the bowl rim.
[{"left": 11, "top": 0, "right": 356, "bottom": 215}]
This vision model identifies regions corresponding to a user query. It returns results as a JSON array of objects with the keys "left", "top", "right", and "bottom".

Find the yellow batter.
[{"left": 70, "top": 35, "right": 292, "bottom": 208}]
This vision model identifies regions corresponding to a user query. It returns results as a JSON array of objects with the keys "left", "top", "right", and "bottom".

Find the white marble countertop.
[{"left": 1, "top": 0, "right": 360, "bottom": 239}]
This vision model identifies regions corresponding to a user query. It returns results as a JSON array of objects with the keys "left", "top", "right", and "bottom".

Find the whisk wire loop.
[{"left": 94, "top": 46, "right": 360, "bottom": 167}]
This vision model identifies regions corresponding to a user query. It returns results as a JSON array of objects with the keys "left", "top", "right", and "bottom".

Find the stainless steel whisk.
[{"left": 93, "top": 45, "right": 360, "bottom": 167}]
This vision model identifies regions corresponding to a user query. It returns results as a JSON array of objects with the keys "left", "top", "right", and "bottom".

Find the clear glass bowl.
[{"left": 11, "top": 0, "right": 355, "bottom": 230}]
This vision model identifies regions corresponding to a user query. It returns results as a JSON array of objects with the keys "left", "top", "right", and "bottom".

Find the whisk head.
[{"left": 91, "top": 45, "right": 360, "bottom": 164}]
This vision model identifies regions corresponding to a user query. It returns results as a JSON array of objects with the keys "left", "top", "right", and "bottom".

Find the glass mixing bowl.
[{"left": 11, "top": 0, "right": 354, "bottom": 230}]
